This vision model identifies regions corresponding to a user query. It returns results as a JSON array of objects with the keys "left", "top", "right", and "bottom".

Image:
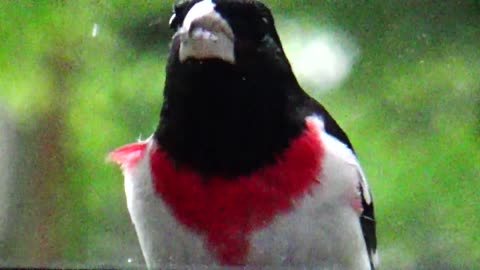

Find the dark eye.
[
  {"left": 169, "top": 13, "right": 180, "bottom": 30},
  {"left": 169, "top": 1, "right": 191, "bottom": 30},
  {"left": 215, "top": 2, "right": 274, "bottom": 41}
]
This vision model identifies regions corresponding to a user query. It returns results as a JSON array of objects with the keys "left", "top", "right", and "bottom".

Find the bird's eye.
[
  {"left": 261, "top": 17, "right": 269, "bottom": 25},
  {"left": 169, "top": 1, "right": 190, "bottom": 30},
  {"left": 169, "top": 13, "right": 179, "bottom": 29},
  {"left": 169, "top": 6, "right": 183, "bottom": 30}
]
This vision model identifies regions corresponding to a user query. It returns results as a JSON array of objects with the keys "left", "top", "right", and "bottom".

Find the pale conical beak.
[{"left": 176, "top": 0, "right": 236, "bottom": 64}]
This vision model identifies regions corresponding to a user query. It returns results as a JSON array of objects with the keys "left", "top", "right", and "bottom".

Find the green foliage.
[{"left": 1, "top": 1, "right": 478, "bottom": 268}]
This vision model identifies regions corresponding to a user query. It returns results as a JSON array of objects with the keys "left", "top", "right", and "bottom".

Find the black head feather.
[
  {"left": 156, "top": 0, "right": 307, "bottom": 177},
  {"left": 156, "top": 0, "right": 352, "bottom": 177}
]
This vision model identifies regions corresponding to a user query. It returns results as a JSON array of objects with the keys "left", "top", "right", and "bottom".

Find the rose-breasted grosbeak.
[{"left": 110, "top": 0, "right": 378, "bottom": 269}]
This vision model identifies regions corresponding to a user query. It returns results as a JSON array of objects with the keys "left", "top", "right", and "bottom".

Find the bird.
[{"left": 109, "top": 0, "right": 378, "bottom": 269}]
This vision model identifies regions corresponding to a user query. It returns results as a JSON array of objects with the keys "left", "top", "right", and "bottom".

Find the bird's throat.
[{"left": 155, "top": 61, "right": 303, "bottom": 177}]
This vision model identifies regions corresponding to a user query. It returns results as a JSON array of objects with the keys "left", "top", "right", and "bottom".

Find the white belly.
[
  {"left": 248, "top": 184, "right": 370, "bottom": 269},
  {"left": 124, "top": 144, "right": 370, "bottom": 269}
]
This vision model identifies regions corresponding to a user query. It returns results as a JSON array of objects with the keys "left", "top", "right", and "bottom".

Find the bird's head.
[
  {"left": 167, "top": 0, "right": 290, "bottom": 71},
  {"left": 157, "top": 0, "right": 305, "bottom": 177}
]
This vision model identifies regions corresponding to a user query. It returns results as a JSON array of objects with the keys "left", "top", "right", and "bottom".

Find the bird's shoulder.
[
  {"left": 108, "top": 140, "right": 150, "bottom": 170},
  {"left": 305, "top": 106, "right": 378, "bottom": 270}
]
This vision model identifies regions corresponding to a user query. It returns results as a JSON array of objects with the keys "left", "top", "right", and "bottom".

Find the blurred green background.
[{"left": 0, "top": 0, "right": 479, "bottom": 269}]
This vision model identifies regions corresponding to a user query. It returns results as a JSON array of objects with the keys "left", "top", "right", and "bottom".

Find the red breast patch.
[{"left": 150, "top": 119, "right": 324, "bottom": 265}]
